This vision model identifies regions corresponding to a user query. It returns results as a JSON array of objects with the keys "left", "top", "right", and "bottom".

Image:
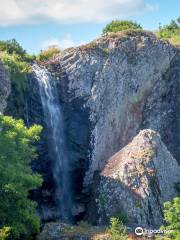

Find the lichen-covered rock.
[
  {"left": 95, "top": 129, "right": 180, "bottom": 228},
  {"left": 0, "top": 61, "right": 10, "bottom": 113}
]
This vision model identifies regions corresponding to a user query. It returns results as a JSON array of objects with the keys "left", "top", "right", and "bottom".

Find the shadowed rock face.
[
  {"left": 0, "top": 61, "right": 10, "bottom": 113},
  {"left": 95, "top": 129, "right": 180, "bottom": 228}
]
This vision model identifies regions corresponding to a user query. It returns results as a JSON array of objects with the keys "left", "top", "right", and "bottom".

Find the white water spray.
[{"left": 33, "top": 64, "right": 72, "bottom": 222}]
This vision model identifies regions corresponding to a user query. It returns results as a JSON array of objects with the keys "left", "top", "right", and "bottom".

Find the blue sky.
[{"left": 0, "top": 0, "right": 179, "bottom": 54}]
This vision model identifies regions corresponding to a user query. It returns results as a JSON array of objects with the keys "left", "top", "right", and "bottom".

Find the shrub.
[
  {"left": 0, "top": 39, "right": 35, "bottom": 62},
  {"left": 157, "top": 18, "right": 180, "bottom": 40},
  {"left": 0, "top": 39, "right": 26, "bottom": 57},
  {"left": 102, "top": 20, "right": 142, "bottom": 34},
  {"left": 108, "top": 217, "right": 127, "bottom": 240},
  {"left": 113, "top": 212, "right": 129, "bottom": 224},
  {"left": 0, "top": 115, "right": 42, "bottom": 239},
  {"left": 37, "top": 45, "right": 61, "bottom": 61},
  {"left": 161, "top": 197, "right": 180, "bottom": 240},
  {"left": 0, "top": 51, "right": 31, "bottom": 91},
  {"left": 0, "top": 227, "right": 11, "bottom": 240}
]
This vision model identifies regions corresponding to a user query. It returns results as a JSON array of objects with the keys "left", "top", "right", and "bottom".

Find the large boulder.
[
  {"left": 0, "top": 61, "right": 10, "bottom": 113},
  {"left": 95, "top": 129, "right": 180, "bottom": 228}
]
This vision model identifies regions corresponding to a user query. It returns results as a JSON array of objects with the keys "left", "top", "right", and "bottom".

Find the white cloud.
[
  {"left": 41, "top": 34, "right": 86, "bottom": 50},
  {"left": 0, "top": 0, "right": 156, "bottom": 26}
]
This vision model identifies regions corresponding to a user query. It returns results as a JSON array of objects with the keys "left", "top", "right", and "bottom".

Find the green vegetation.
[
  {"left": 0, "top": 115, "right": 42, "bottom": 239},
  {"left": 0, "top": 39, "right": 35, "bottom": 91},
  {"left": 102, "top": 20, "right": 142, "bottom": 34},
  {"left": 112, "top": 212, "right": 129, "bottom": 225},
  {"left": 37, "top": 45, "right": 61, "bottom": 61},
  {"left": 160, "top": 197, "right": 180, "bottom": 240},
  {"left": 0, "top": 39, "right": 36, "bottom": 62},
  {"left": 0, "top": 227, "right": 11, "bottom": 240},
  {"left": 157, "top": 17, "right": 180, "bottom": 46},
  {"left": 108, "top": 217, "right": 128, "bottom": 240},
  {"left": 0, "top": 51, "right": 31, "bottom": 91}
]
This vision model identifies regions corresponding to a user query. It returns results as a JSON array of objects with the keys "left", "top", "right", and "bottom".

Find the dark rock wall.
[{"left": 142, "top": 49, "right": 180, "bottom": 162}]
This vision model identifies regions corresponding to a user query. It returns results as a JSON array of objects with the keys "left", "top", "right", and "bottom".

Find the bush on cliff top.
[
  {"left": 102, "top": 20, "right": 142, "bottom": 34},
  {"left": 37, "top": 45, "right": 61, "bottom": 61},
  {"left": 0, "top": 51, "right": 31, "bottom": 91},
  {"left": 0, "top": 115, "right": 42, "bottom": 239},
  {"left": 157, "top": 17, "right": 180, "bottom": 46},
  {"left": 0, "top": 39, "right": 35, "bottom": 91},
  {"left": 0, "top": 39, "right": 36, "bottom": 62}
]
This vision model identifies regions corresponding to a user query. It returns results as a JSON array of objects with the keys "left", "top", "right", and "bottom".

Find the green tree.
[
  {"left": 0, "top": 39, "right": 35, "bottom": 62},
  {"left": 0, "top": 39, "right": 25, "bottom": 56},
  {"left": 102, "top": 20, "right": 142, "bottom": 34},
  {"left": 161, "top": 197, "right": 180, "bottom": 240},
  {"left": 108, "top": 217, "right": 128, "bottom": 240},
  {"left": 0, "top": 115, "right": 42, "bottom": 239},
  {"left": 157, "top": 18, "right": 180, "bottom": 39}
]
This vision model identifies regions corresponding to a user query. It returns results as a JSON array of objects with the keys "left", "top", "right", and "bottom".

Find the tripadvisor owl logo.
[
  {"left": 135, "top": 227, "right": 143, "bottom": 236},
  {"left": 135, "top": 227, "right": 172, "bottom": 237}
]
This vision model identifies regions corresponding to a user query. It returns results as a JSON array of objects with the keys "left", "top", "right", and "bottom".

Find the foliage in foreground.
[
  {"left": 108, "top": 217, "right": 128, "bottom": 240},
  {"left": 37, "top": 45, "right": 61, "bottom": 61},
  {"left": 161, "top": 197, "right": 180, "bottom": 240},
  {"left": 102, "top": 20, "right": 142, "bottom": 34},
  {"left": 0, "top": 227, "right": 11, "bottom": 240},
  {"left": 0, "top": 115, "right": 42, "bottom": 239}
]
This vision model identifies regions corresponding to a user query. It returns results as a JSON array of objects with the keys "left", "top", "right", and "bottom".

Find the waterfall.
[{"left": 33, "top": 64, "right": 72, "bottom": 222}]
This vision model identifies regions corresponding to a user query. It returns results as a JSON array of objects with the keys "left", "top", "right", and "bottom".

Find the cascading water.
[{"left": 33, "top": 64, "right": 72, "bottom": 222}]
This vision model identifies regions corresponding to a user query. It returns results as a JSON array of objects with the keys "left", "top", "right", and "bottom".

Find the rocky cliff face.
[
  {"left": 42, "top": 31, "right": 180, "bottom": 223},
  {"left": 94, "top": 129, "right": 180, "bottom": 228},
  {"left": 48, "top": 31, "right": 177, "bottom": 187},
  {"left": 0, "top": 61, "right": 10, "bottom": 113},
  {"left": 3, "top": 31, "right": 180, "bottom": 226}
]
